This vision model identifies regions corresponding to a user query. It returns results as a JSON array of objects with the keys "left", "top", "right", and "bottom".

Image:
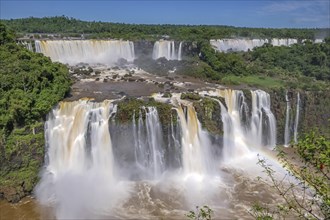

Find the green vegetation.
[
  {"left": 2, "top": 16, "right": 329, "bottom": 90},
  {"left": 0, "top": 23, "right": 71, "bottom": 202},
  {"left": 116, "top": 98, "right": 175, "bottom": 126},
  {"left": 193, "top": 98, "right": 223, "bottom": 135},
  {"left": 186, "top": 205, "right": 213, "bottom": 220},
  {"left": 2, "top": 16, "right": 324, "bottom": 41},
  {"left": 221, "top": 75, "right": 284, "bottom": 89},
  {"left": 181, "top": 92, "right": 202, "bottom": 100},
  {"left": 198, "top": 39, "right": 330, "bottom": 90},
  {"left": 251, "top": 132, "right": 330, "bottom": 219}
]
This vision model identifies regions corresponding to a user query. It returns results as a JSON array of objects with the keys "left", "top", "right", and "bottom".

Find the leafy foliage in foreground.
[
  {"left": 251, "top": 132, "right": 330, "bottom": 219},
  {"left": 0, "top": 22, "right": 71, "bottom": 202}
]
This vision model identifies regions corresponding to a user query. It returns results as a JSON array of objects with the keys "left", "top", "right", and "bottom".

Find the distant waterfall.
[
  {"left": 210, "top": 39, "right": 269, "bottom": 52},
  {"left": 293, "top": 93, "right": 300, "bottom": 143},
  {"left": 18, "top": 41, "right": 34, "bottom": 51},
  {"left": 210, "top": 38, "right": 298, "bottom": 52},
  {"left": 271, "top": 38, "right": 297, "bottom": 46},
  {"left": 152, "top": 40, "right": 183, "bottom": 60},
  {"left": 35, "top": 40, "right": 135, "bottom": 65},
  {"left": 284, "top": 91, "right": 291, "bottom": 147}
]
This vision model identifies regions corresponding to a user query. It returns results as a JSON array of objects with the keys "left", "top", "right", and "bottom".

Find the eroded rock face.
[{"left": 269, "top": 89, "right": 330, "bottom": 144}]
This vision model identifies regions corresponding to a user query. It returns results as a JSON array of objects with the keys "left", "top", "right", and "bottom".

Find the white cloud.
[{"left": 261, "top": 0, "right": 330, "bottom": 27}]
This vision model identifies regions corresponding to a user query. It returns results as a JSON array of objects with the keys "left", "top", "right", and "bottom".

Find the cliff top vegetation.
[{"left": 2, "top": 16, "right": 329, "bottom": 41}]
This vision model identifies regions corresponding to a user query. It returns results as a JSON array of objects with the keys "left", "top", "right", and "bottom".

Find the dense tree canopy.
[
  {"left": 196, "top": 38, "right": 330, "bottom": 89},
  {"left": 0, "top": 22, "right": 71, "bottom": 132},
  {"left": 2, "top": 16, "right": 327, "bottom": 41},
  {"left": 0, "top": 22, "right": 71, "bottom": 201}
]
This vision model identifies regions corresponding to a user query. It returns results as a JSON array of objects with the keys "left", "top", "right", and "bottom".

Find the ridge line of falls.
[
  {"left": 35, "top": 40, "right": 135, "bottom": 66},
  {"left": 293, "top": 92, "right": 300, "bottom": 144},
  {"left": 152, "top": 40, "right": 182, "bottom": 60},
  {"left": 284, "top": 91, "right": 291, "bottom": 147}
]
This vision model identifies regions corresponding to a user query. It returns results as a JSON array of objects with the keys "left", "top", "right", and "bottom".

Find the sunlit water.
[{"left": 2, "top": 89, "right": 298, "bottom": 219}]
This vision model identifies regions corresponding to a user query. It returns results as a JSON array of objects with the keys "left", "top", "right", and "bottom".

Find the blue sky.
[{"left": 1, "top": 0, "right": 329, "bottom": 28}]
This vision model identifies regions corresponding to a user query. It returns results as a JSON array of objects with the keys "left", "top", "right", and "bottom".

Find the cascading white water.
[
  {"left": 132, "top": 107, "right": 165, "bottom": 179},
  {"left": 152, "top": 40, "right": 183, "bottom": 60},
  {"left": 19, "top": 41, "right": 34, "bottom": 51},
  {"left": 35, "top": 90, "right": 287, "bottom": 219},
  {"left": 210, "top": 39, "right": 269, "bottom": 52},
  {"left": 35, "top": 100, "right": 127, "bottom": 219},
  {"left": 251, "top": 90, "right": 277, "bottom": 148},
  {"left": 284, "top": 91, "right": 291, "bottom": 147},
  {"left": 178, "top": 42, "right": 182, "bottom": 61},
  {"left": 210, "top": 38, "right": 298, "bottom": 52},
  {"left": 216, "top": 90, "right": 251, "bottom": 160},
  {"left": 271, "top": 38, "right": 297, "bottom": 46},
  {"left": 176, "top": 104, "right": 208, "bottom": 175},
  {"left": 35, "top": 40, "right": 135, "bottom": 65},
  {"left": 214, "top": 89, "right": 277, "bottom": 161},
  {"left": 43, "top": 100, "right": 114, "bottom": 175},
  {"left": 293, "top": 92, "right": 300, "bottom": 143}
]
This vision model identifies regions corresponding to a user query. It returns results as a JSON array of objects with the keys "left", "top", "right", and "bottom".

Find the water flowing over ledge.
[
  {"left": 152, "top": 40, "right": 182, "bottom": 60},
  {"left": 35, "top": 40, "right": 135, "bottom": 65},
  {"left": 34, "top": 89, "right": 294, "bottom": 219},
  {"left": 210, "top": 38, "right": 323, "bottom": 52}
]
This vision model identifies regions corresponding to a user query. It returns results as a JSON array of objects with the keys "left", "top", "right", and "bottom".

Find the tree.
[{"left": 251, "top": 132, "right": 330, "bottom": 219}]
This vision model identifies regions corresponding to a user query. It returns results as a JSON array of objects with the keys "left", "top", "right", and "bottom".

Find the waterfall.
[
  {"left": 217, "top": 90, "right": 251, "bottom": 160},
  {"left": 34, "top": 91, "right": 285, "bottom": 219},
  {"left": 35, "top": 40, "right": 135, "bottom": 66},
  {"left": 178, "top": 42, "right": 182, "bottom": 61},
  {"left": 210, "top": 38, "right": 298, "bottom": 52},
  {"left": 293, "top": 93, "right": 300, "bottom": 143},
  {"left": 43, "top": 100, "right": 115, "bottom": 176},
  {"left": 132, "top": 107, "right": 165, "bottom": 179},
  {"left": 215, "top": 89, "right": 276, "bottom": 161},
  {"left": 152, "top": 40, "right": 183, "bottom": 60},
  {"left": 19, "top": 41, "right": 34, "bottom": 52},
  {"left": 271, "top": 38, "right": 297, "bottom": 46},
  {"left": 210, "top": 39, "right": 269, "bottom": 52},
  {"left": 251, "top": 90, "right": 277, "bottom": 148},
  {"left": 176, "top": 105, "right": 207, "bottom": 175},
  {"left": 284, "top": 91, "right": 291, "bottom": 147}
]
